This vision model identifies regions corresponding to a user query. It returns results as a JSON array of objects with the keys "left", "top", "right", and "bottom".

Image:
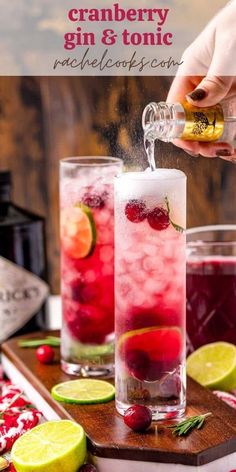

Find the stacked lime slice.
[{"left": 52, "top": 379, "right": 115, "bottom": 404}]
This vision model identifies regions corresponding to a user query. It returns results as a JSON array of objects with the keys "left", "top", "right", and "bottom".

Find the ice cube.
[
  {"left": 94, "top": 210, "right": 111, "bottom": 226},
  {"left": 100, "top": 246, "right": 114, "bottom": 263},
  {"left": 102, "top": 264, "right": 113, "bottom": 276},
  {"left": 84, "top": 270, "right": 97, "bottom": 283}
]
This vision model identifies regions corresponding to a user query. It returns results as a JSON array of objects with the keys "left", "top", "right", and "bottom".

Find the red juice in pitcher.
[
  {"left": 187, "top": 257, "right": 236, "bottom": 351},
  {"left": 186, "top": 226, "right": 236, "bottom": 353}
]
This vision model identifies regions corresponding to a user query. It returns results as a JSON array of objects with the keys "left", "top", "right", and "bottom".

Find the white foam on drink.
[{"left": 115, "top": 168, "right": 186, "bottom": 200}]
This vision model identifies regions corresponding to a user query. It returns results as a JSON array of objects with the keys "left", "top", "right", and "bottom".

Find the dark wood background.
[{"left": 0, "top": 77, "right": 235, "bottom": 293}]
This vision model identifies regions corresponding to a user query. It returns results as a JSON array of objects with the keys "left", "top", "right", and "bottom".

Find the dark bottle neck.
[{"left": 0, "top": 184, "right": 11, "bottom": 203}]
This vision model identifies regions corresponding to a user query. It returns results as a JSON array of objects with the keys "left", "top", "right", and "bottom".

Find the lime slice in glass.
[
  {"left": 12, "top": 420, "right": 86, "bottom": 472},
  {"left": 51, "top": 379, "right": 115, "bottom": 404},
  {"left": 187, "top": 342, "right": 236, "bottom": 391},
  {"left": 61, "top": 204, "right": 96, "bottom": 259}
]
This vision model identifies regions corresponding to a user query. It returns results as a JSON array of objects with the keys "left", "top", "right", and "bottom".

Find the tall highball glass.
[
  {"left": 60, "top": 157, "right": 122, "bottom": 377},
  {"left": 115, "top": 169, "right": 186, "bottom": 419}
]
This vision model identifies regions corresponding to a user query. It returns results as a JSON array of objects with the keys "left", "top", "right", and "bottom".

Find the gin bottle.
[
  {"left": 0, "top": 171, "right": 49, "bottom": 342},
  {"left": 142, "top": 101, "right": 236, "bottom": 144}
]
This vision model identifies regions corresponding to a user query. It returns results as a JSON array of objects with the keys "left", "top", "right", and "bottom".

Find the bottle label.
[
  {"left": 0, "top": 256, "right": 49, "bottom": 343},
  {"left": 181, "top": 103, "right": 224, "bottom": 141}
]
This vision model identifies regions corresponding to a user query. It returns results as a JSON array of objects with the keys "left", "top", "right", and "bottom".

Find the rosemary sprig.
[
  {"left": 168, "top": 412, "right": 212, "bottom": 437},
  {"left": 165, "top": 197, "right": 184, "bottom": 233},
  {"left": 18, "top": 336, "right": 60, "bottom": 348}
]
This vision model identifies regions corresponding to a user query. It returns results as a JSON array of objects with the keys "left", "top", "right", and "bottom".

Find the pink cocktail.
[
  {"left": 115, "top": 169, "right": 186, "bottom": 419},
  {"left": 60, "top": 157, "right": 122, "bottom": 377}
]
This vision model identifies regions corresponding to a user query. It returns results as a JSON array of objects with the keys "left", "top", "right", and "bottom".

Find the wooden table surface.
[{"left": 2, "top": 331, "right": 236, "bottom": 467}]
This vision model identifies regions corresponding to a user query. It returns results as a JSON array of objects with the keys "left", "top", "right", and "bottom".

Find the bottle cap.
[{"left": 0, "top": 171, "right": 11, "bottom": 186}]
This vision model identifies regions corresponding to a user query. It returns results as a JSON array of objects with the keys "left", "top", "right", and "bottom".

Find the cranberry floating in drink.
[
  {"left": 115, "top": 169, "right": 186, "bottom": 420},
  {"left": 187, "top": 225, "right": 236, "bottom": 353},
  {"left": 60, "top": 157, "right": 122, "bottom": 377}
]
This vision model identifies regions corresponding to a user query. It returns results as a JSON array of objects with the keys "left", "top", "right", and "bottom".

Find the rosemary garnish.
[
  {"left": 168, "top": 412, "right": 212, "bottom": 437},
  {"left": 18, "top": 336, "right": 60, "bottom": 348},
  {"left": 165, "top": 196, "right": 184, "bottom": 233}
]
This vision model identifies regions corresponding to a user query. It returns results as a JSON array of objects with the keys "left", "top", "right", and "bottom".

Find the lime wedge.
[
  {"left": 61, "top": 204, "right": 96, "bottom": 259},
  {"left": 187, "top": 342, "right": 236, "bottom": 391},
  {"left": 118, "top": 326, "right": 182, "bottom": 381},
  {"left": 51, "top": 379, "right": 115, "bottom": 404},
  {"left": 12, "top": 420, "right": 86, "bottom": 472}
]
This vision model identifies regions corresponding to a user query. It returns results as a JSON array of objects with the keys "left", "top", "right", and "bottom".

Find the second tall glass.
[
  {"left": 115, "top": 169, "right": 186, "bottom": 419},
  {"left": 60, "top": 157, "right": 122, "bottom": 377}
]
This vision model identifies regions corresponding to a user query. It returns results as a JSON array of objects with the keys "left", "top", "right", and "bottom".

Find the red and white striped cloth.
[
  {"left": 0, "top": 373, "right": 236, "bottom": 472},
  {"left": 0, "top": 381, "right": 42, "bottom": 471}
]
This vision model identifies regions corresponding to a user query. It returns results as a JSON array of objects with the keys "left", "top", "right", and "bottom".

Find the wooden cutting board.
[{"left": 2, "top": 331, "right": 236, "bottom": 468}]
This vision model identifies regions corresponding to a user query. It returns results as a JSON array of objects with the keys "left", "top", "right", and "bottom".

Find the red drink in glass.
[
  {"left": 60, "top": 157, "right": 122, "bottom": 376},
  {"left": 115, "top": 169, "right": 187, "bottom": 419}
]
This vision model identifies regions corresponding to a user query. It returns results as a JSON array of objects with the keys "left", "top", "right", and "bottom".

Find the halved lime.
[
  {"left": 61, "top": 204, "right": 96, "bottom": 259},
  {"left": 12, "top": 420, "right": 86, "bottom": 472},
  {"left": 187, "top": 342, "right": 236, "bottom": 391},
  {"left": 118, "top": 326, "right": 183, "bottom": 381},
  {"left": 51, "top": 379, "right": 115, "bottom": 404}
]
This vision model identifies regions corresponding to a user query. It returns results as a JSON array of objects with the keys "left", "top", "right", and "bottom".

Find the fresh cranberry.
[
  {"left": 147, "top": 207, "right": 170, "bottom": 231},
  {"left": 124, "top": 405, "right": 152, "bottom": 432},
  {"left": 125, "top": 200, "right": 147, "bottom": 223},
  {"left": 82, "top": 193, "right": 105, "bottom": 208},
  {"left": 126, "top": 350, "right": 150, "bottom": 381},
  {"left": 36, "top": 345, "right": 54, "bottom": 364},
  {"left": 70, "top": 280, "right": 98, "bottom": 303},
  {"left": 79, "top": 465, "right": 97, "bottom": 472},
  {"left": 66, "top": 305, "right": 112, "bottom": 344},
  {"left": 121, "top": 327, "right": 182, "bottom": 382}
]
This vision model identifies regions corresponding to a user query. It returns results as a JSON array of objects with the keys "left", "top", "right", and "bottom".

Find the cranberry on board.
[
  {"left": 36, "top": 345, "right": 55, "bottom": 364},
  {"left": 124, "top": 405, "right": 152, "bottom": 432}
]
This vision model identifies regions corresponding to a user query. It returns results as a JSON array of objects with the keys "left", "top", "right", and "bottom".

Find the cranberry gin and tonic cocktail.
[
  {"left": 60, "top": 157, "right": 122, "bottom": 377},
  {"left": 115, "top": 169, "right": 186, "bottom": 419}
]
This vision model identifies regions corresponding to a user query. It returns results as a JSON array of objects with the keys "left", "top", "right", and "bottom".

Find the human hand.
[{"left": 167, "top": 1, "right": 236, "bottom": 162}]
